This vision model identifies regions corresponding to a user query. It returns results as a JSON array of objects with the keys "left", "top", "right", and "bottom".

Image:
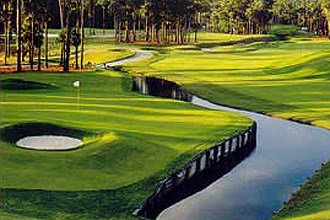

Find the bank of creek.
[{"left": 106, "top": 51, "right": 330, "bottom": 220}]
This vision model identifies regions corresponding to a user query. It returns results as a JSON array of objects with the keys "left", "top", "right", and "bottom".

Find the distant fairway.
[
  {"left": 126, "top": 37, "right": 330, "bottom": 130},
  {"left": 0, "top": 70, "right": 250, "bottom": 219}
]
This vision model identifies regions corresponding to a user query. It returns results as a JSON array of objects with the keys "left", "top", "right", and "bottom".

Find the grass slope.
[
  {"left": 126, "top": 37, "right": 330, "bottom": 130},
  {"left": 124, "top": 32, "right": 330, "bottom": 220},
  {"left": 0, "top": 70, "right": 251, "bottom": 219}
]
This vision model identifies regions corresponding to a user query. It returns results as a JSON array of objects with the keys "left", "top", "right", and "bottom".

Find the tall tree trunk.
[
  {"left": 64, "top": 1, "right": 71, "bottom": 72},
  {"left": 58, "top": 0, "right": 64, "bottom": 66},
  {"left": 58, "top": 0, "right": 64, "bottom": 28},
  {"left": 132, "top": 13, "right": 136, "bottom": 42},
  {"left": 16, "top": 0, "right": 22, "bottom": 72},
  {"left": 125, "top": 10, "right": 129, "bottom": 43},
  {"left": 194, "top": 14, "right": 198, "bottom": 43},
  {"left": 114, "top": 14, "right": 119, "bottom": 42},
  {"left": 45, "top": 22, "right": 49, "bottom": 68},
  {"left": 80, "top": 0, "right": 85, "bottom": 69},
  {"left": 92, "top": 3, "right": 96, "bottom": 35},
  {"left": 4, "top": 17, "right": 8, "bottom": 65},
  {"left": 327, "top": 19, "right": 330, "bottom": 38},
  {"left": 138, "top": 13, "right": 141, "bottom": 41},
  {"left": 38, "top": 46, "right": 41, "bottom": 71},
  {"left": 103, "top": 6, "right": 106, "bottom": 35},
  {"left": 89, "top": 4, "right": 92, "bottom": 35},
  {"left": 75, "top": 46, "right": 79, "bottom": 69},
  {"left": 187, "top": 20, "right": 191, "bottom": 42},
  {"left": 145, "top": 14, "right": 149, "bottom": 42},
  {"left": 75, "top": 0, "right": 80, "bottom": 69},
  {"left": 30, "top": 16, "right": 34, "bottom": 70},
  {"left": 8, "top": 23, "right": 12, "bottom": 58},
  {"left": 151, "top": 24, "right": 155, "bottom": 43}
]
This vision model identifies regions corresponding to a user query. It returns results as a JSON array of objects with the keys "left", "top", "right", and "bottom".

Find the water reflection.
[
  {"left": 158, "top": 98, "right": 330, "bottom": 220},
  {"left": 132, "top": 76, "right": 192, "bottom": 102}
]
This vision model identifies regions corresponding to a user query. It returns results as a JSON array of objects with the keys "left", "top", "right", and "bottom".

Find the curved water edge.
[
  {"left": 161, "top": 96, "right": 330, "bottom": 220},
  {"left": 104, "top": 52, "right": 330, "bottom": 220}
]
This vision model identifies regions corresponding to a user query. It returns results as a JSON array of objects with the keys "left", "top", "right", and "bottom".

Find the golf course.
[
  {"left": 1, "top": 0, "right": 330, "bottom": 218},
  {"left": 1, "top": 29, "right": 330, "bottom": 220}
]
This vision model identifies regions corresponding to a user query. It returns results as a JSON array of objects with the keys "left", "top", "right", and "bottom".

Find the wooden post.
[
  {"left": 237, "top": 135, "right": 241, "bottom": 150},
  {"left": 241, "top": 133, "right": 246, "bottom": 148},
  {"left": 171, "top": 174, "right": 178, "bottom": 187},
  {"left": 184, "top": 165, "right": 191, "bottom": 180},
  {"left": 213, "top": 146, "right": 218, "bottom": 163},
  {"left": 220, "top": 142, "right": 226, "bottom": 161},
  {"left": 195, "top": 156, "right": 201, "bottom": 174},
  {"left": 205, "top": 150, "right": 210, "bottom": 169},
  {"left": 228, "top": 138, "right": 233, "bottom": 156}
]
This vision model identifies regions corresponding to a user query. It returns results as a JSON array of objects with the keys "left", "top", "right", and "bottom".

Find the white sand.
[{"left": 16, "top": 135, "right": 83, "bottom": 151}]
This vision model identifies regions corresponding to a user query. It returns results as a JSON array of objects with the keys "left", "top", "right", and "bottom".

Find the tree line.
[{"left": 1, "top": 0, "right": 330, "bottom": 72}]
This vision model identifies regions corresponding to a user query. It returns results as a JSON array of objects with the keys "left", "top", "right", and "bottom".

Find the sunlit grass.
[
  {"left": 125, "top": 37, "right": 330, "bottom": 130},
  {"left": 0, "top": 69, "right": 251, "bottom": 219}
]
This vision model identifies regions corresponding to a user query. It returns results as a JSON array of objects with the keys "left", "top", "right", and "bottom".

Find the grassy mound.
[{"left": 0, "top": 79, "right": 57, "bottom": 90}]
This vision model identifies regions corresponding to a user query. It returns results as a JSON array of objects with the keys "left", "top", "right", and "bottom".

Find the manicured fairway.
[
  {"left": 0, "top": 70, "right": 251, "bottom": 219},
  {"left": 82, "top": 36, "right": 136, "bottom": 65},
  {"left": 125, "top": 37, "right": 330, "bottom": 130},
  {"left": 124, "top": 33, "right": 330, "bottom": 220}
]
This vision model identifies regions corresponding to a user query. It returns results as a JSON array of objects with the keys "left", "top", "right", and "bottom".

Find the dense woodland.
[{"left": 1, "top": 0, "right": 330, "bottom": 72}]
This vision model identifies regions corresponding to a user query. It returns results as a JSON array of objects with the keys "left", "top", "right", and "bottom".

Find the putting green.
[{"left": 0, "top": 69, "right": 251, "bottom": 219}]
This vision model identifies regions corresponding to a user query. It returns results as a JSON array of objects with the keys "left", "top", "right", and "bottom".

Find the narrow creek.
[{"left": 106, "top": 52, "right": 330, "bottom": 220}]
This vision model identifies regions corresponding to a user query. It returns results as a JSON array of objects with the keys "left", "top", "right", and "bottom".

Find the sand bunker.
[{"left": 16, "top": 135, "right": 83, "bottom": 151}]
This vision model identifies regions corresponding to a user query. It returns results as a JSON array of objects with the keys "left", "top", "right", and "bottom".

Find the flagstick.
[
  {"left": 73, "top": 80, "right": 81, "bottom": 109},
  {"left": 77, "top": 86, "right": 80, "bottom": 109}
]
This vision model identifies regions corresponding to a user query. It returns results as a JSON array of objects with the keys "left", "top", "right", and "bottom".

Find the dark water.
[
  {"left": 131, "top": 76, "right": 330, "bottom": 220},
  {"left": 158, "top": 97, "right": 330, "bottom": 220}
]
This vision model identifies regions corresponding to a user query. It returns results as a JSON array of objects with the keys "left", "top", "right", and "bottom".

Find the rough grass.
[
  {"left": 124, "top": 32, "right": 330, "bottom": 220},
  {"left": 0, "top": 70, "right": 251, "bottom": 219}
]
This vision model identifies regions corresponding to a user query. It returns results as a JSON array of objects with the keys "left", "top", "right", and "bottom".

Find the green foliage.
[{"left": 270, "top": 25, "right": 301, "bottom": 39}]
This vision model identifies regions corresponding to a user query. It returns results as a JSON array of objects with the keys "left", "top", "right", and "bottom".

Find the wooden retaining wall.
[
  {"left": 132, "top": 76, "right": 193, "bottom": 102},
  {"left": 135, "top": 122, "right": 257, "bottom": 219}
]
